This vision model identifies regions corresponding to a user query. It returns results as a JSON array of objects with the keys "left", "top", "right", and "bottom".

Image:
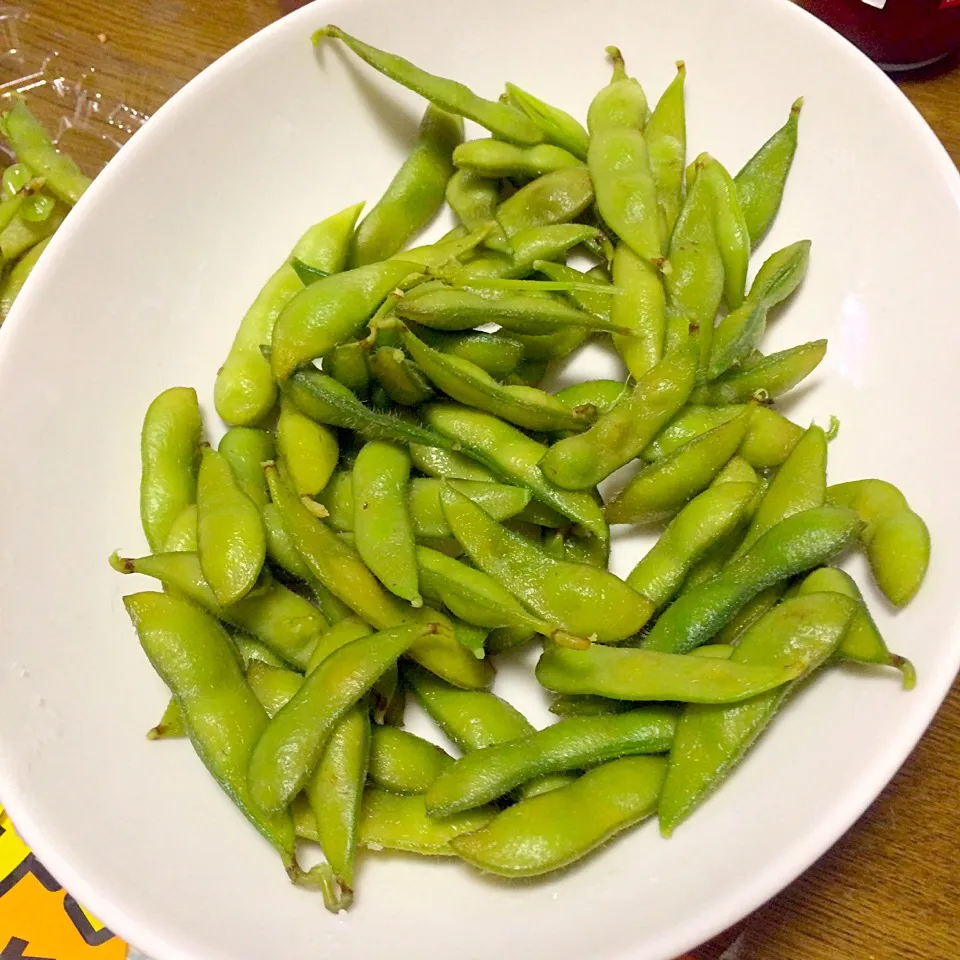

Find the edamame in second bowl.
[{"left": 0, "top": 1, "right": 957, "bottom": 959}]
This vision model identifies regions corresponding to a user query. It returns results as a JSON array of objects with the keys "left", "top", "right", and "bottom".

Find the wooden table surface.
[{"left": 20, "top": 1, "right": 960, "bottom": 957}]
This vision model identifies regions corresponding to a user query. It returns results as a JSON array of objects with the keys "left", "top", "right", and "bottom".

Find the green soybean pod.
[
  {"left": 270, "top": 259, "right": 420, "bottom": 382},
  {"left": 641, "top": 506, "right": 861, "bottom": 655},
  {"left": 110, "top": 550, "right": 326, "bottom": 671},
  {"left": 306, "top": 702, "right": 371, "bottom": 889},
  {"left": 646, "top": 61, "right": 687, "bottom": 245},
  {"left": 323, "top": 341, "right": 371, "bottom": 397},
  {"left": 351, "top": 104, "right": 463, "bottom": 267},
  {"left": 451, "top": 756, "right": 667, "bottom": 877},
  {"left": 733, "top": 424, "right": 827, "bottom": 560},
  {"left": 453, "top": 139, "right": 582, "bottom": 179},
  {"left": 795, "top": 567, "right": 915, "bottom": 688},
  {"left": 367, "top": 346, "right": 435, "bottom": 406},
  {"left": 359, "top": 788, "right": 495, "bottom": 855},
  {"left": 539, "top": 343, "right": 698, "bottom": 491},
  {"left": 218, "top": 427, "right": 274, "bottom": 508},
  {"left": 690, "top": 340, "right": 827, "bottom": 406},
  {"left": 140, "top": 387, "right": 203, "bottom": 553},
  {"left": 123, "top": 592, "right": 297, "bottom": 864},
  {"left": 214, "top": 202, "right": 363, "bottom": 426},
  {"left": 535, "top": 643, "right": 802, "bottom": 704},
  {"left": 605, "top": 410, "right": 753, "bottom": 525},
  {"left": 495, "top": 167, "right": 595, "bottom": 238},
  {"left": 826, "top": 480, "right": 930, "bottom": 607},
  {"left": 196, "top": 447, "right": 266, "bottom": 606},
  {"left": 352, "top": 441, "right": 421, "bottom": 606},
  {"left": 276, "top": 396, "right": 339, "bottom": 498},
  {"left": 440, "top": 484, "right": 652, "bottom": 645},
  {"left": 611, "top": 243, "right": 667, "bottom": 381},
  {"left": 421, "top": 402, "right": 609, "bottom": 542},
  {"left": 314, "top": 27, "right": 543, "bottom": 146},
  {"left": 626, "top": 481, "right": 757, "bottom": 610},
  {"left": 0, "top": 100, "right": 91, "bottom": 204},
  {"left": 735, "top": 98, "right": 803, "bottom": 246},
  {"left": 248, "top": 623, "right": 429, "bottom": 812},
  {"left": 246, "top": 661, "right": 304, "bottom": 718},
  {"left": 368, "top": 726, "right": 454, "bottom": 794},
  {"left": 425, "top": 709, "right": 676, "bottom": 817},
  {"left": 658, "top": 591, "right": 854, "bottom": 836},
  {"left": 0, "top": 234, "right": 51, "bottom": 322},
  {"left": 503, "top": 82, "right": 590, "bottom": 160}
]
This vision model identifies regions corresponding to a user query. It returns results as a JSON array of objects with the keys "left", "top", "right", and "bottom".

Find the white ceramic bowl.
[{"left": 1, "top": 1, "right": 959, "bottom": 957}]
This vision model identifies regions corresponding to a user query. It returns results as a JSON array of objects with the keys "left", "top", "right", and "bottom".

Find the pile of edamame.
[
  {"left": 0, "top": 101, "right": 91, "bottom": 323},
  {"left": 114, "top": 29, "right": 931, "bottom": 911}
]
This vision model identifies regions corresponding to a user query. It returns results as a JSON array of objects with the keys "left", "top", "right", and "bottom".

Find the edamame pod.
[
  {"left": 215, "top": 202, "right": 362, "bottom": 425},
  {"left": 445, "top": 170, "right": 507, "bottom": 249},
  {"left": 266, "top": 464, "right": 492, "bottom": 689},
  {"left": 626, "top": 481, "right": 757, "bottom": 609},
  {"left": 451, "top": 755, "right": 666, "bottom": 877},
  {"left": 735, "top": 98, "right": 802, "bottom": 245},
  {"left": 351, "top": 104, "right": 463, "bottom": 267},
  {"left": 795, "top": 567, "right": 914, "bottom": 687},
  {"left": 396, "top": 285, "right": 630, "bottom": 336},
  {"left": 605, "top": 410, "right": 752, "bottom": 525},
  {"left": 323, "top": 341, "right": 371, "bottom": 397},
  {"left": 368, "top": 726, "right": 454, "bottom": 794},
  {"left": 367, "top": 346, "right": 435, "bottom": 406},
  {"left": 403, "top": 329, "right": 594, "bottom": 432},
  {"left": 733, "top": 424, "right": 827, "bottom": 559},
  {"left": 587, "top": 49, "right": 660, "bottom": 262},
  {"left": 708, "top": 240, "right": 811, "bottom": 379},
  {"left": 665, "top": 155, "right": 724, "bottom": 366},
  {"left": 246, "top": 661, "right": 303, "bottom": 718},
  {"left": 284, "top": 368, "right": 453, "bottom": 450},
  {"left": 359, "top": 789, "right": 495, "bottom": 855},
  {"left": 218, "top": 427, "right": 274, "bottom": 507},
  {"left": 197, "top": 447, "right": 265, "bottom": 605},
  {"left": 440, "top": 484, "right": 652, "bottom": 644},
  {"left": 408, "top": 443, "right": 497, "bottom": 482},
  {"left": 248, "top": 622, "right": 430, "bottom": 811},
  {"left": 646, "top": 62, "right": 686, "bottom": 245},
  {"left": 140, "top": 387, "right": 202, "bottom": 553},
  {"left": 0, "top": 234, "right": 50, "bottom": 322},
  {"left": 422, "top": 403, "right": 608, "bottom": 541},
  {"left": 315, "top": 27, "right": 543, "bottom": 146},
  {"left": 658, "top": 591, "right": 853, "bottom": 835},
  {"left": 539, "top": 343, "right": 698, "bottom": 490},
  {"left": 611, "top": 243, "right": 666, "bottom": 380},
  {"left": 1, "top": 100, "right": 91, "bottom": 204},
  {"left": 503, "top": 82, "right": 589, "bottom": 160},
  {"left": 689, "top": 340, "right": 827, "bottom": 405},
  {"left": 110, "top": 551, "right": 325, "bottom": 670},
  {"left": 276, "top": 397, "right": 338, "bottom": 497},
  {"left": 407, "top": 323, "right": 524, "bottom": 379},
  {"left": 417, "top": 545, "right": 586, "bottom": 645},
  {"left": 320, "top": 472, "right": 529, "bottom": 537},
  {"left": 124, "top": 593, "right": 297, "bottom": 861},
  {"left": 453, "top": 140, "right": 582, "bottom": 179},
  {"left": 271, "top": 260, "right": 419, "bottom": 380},
  {"left": 306, "top": 702, "right": 371, "bottom": 889},
  {"left": 451, "top": 223, "right": 600, "bottom": 283},
  {"left": 642, "top": 505, "right": 861, "bottom": 654},
  {"left": 352, "top": 441, "right": 421, "bottom": 606},
  {"left": 426, "top": 709, "right": 676, "bottom": 816},
  {"left": 826, "top": 480, "right": 930, "bottom": 606},
  {"left": 495, "top": 167, "right": 594, "bottom": 237},
  {"left": 537, "top": 641, "right": 802, "bottom": 703}
]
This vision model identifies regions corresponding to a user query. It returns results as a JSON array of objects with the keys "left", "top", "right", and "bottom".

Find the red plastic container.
[{"left": 798, "top": 0, "right": 960, "bottom": 69}]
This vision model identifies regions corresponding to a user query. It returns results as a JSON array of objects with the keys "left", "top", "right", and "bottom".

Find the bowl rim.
[{"left": 1, "top": 1, "right": 959, "bottom": 958}]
